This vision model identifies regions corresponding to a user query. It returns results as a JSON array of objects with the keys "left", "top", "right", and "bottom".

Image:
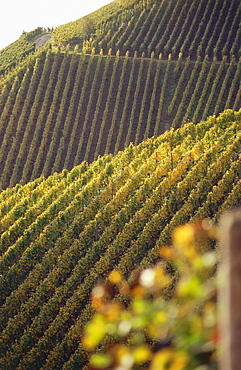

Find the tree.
[{"left": 80, "top": 16, "right": 95, "bottom": 40}]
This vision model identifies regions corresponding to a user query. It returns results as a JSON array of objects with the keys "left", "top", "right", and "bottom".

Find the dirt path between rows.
[{"left": 34, "top": 33, "right": 52, "bottom": 49}]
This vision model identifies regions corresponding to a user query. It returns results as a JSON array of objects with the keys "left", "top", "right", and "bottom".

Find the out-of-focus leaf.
[{"left": 90, "top": 353, "right": 112, "bottom": 368}]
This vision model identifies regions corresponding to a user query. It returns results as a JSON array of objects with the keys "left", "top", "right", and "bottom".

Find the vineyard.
[
  {"left": 0, "top": 28, "right": 50, "bottom": 75},
  {"left": 53, "top": 0, "right": 241, "bottom": 61},
  {"left": 0, "top": 47, "right": 240, "bottom": 189},
  {"left": 0, "top": 0, "right": 240, "bottom": 367},
  {"left": 0, "top": 110, "right": 240, "bottom": 369},
  {"left": 0, "top": 0, "right": 240, "bottom": 189}
]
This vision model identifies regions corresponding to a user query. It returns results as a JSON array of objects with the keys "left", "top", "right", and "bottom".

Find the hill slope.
[
  {"left": 53, "top": 0, "right": 241, "bottom": 61},
  {"left": 0, "top": 48, "right": 240, "bottom": 189},
  {"left": 0, "top": 0, "right": 240, "bottom": 190},
  {"left": 0, "top": 110, "right": 240, "bottom": 369},
  {"left": 0, "top": 28, "right": 51, "bottom": 75}
]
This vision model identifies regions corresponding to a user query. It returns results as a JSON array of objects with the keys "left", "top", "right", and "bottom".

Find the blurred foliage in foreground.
[{"left": 82, "top": 220, "right": 218, "bottom": 369}]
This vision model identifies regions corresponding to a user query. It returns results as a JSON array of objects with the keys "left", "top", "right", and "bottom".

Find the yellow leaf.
[
  {"left": 133, "top": 345, "right": 151, "bottom": 364},
  {"left": 159, "top": 246, "right": 175, "bottom": 259},
  {"left": 151, "top": 349, "right": 189, "bottom": 370},
  {"left": 105, "top": 303, "right": 121, "bottom": 322},
  {"left": 172, "top": 224, "right": 194, "bottom": 247},
  {"left": 108, "top": 270, "right": 122, "bottom": 284}
]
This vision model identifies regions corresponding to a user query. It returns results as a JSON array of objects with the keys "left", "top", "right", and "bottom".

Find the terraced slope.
[
  {"left": 0, "top": 48, "right": 240, "bottom": 189},
  {"left": 53, "top": 0, "right": 241, "bottom": 61},
  {"left": 0, "top": 110, "right": 240, "bottom": 369}
]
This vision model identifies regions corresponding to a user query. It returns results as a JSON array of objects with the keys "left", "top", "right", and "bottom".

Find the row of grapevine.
[
  {"left": 41, "top": 51, "right": 80, "bottom": 177},
  {"left": 77, "top": 53, "right": 105, "bottom": 162},
  {"left": 137, "top": 1, "right": 171, "bottom": 55},
  {"left": 92, "top": 53, "right": 120, "bottom": 161}
]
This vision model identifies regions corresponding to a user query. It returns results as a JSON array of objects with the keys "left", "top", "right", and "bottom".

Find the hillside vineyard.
[
  {"left": 0, "top": 0, "right": 240, "bottom": 189},
  {"left": 0, "top": 49, "right": 240, "bottom": 189},
  {"left": 0, "top": 111, "right": 240, "bottom": 369},
  {"left": 0, "top": 0, "right": 241, "bottom": 366},
  {"left": 1, "top": 0, "right": 240, "bottom": 76},
  {"left": 0, "top": 28, "right": 47, "bottom": 75},
  {"left": 53, "top": 0, "right": 241, "bottom": 61}
]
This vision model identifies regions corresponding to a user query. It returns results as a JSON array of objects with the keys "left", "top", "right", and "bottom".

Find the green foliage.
[{"left": 82, "top": 221, "right": 217, "bottom": 369}]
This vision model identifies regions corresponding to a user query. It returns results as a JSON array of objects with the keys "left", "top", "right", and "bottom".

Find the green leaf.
[{"left": 90, "top": 353, "right": 112, "bottom": 368}]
